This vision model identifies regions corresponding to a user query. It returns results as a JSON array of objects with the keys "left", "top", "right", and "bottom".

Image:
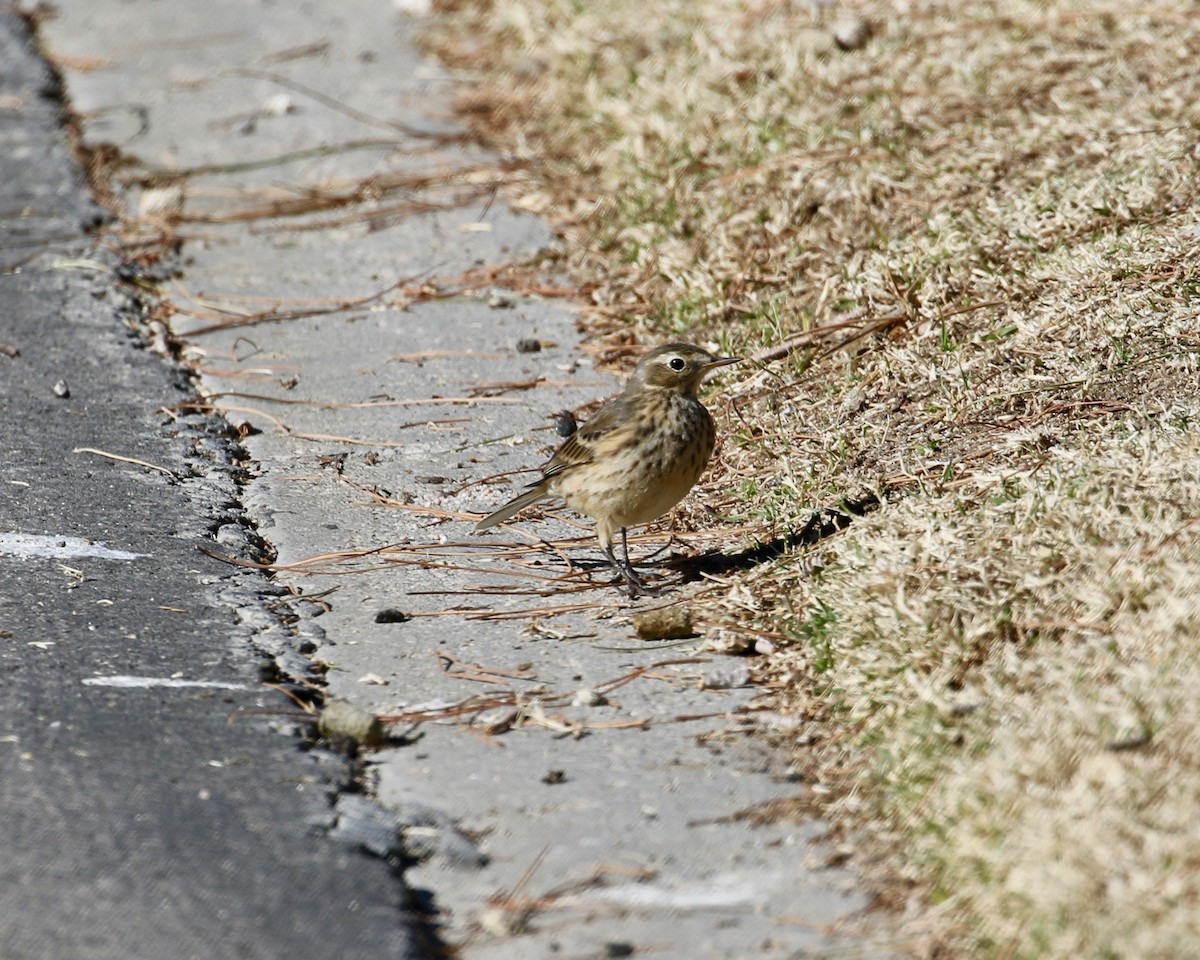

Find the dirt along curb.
[{"left": 38, "top": 1, "right": 883, "bottom": 956}]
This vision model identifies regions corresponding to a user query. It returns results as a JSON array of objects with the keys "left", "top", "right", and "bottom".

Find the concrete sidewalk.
[{"left": 32, "top": 1, "right": 879, "bottom": 956}]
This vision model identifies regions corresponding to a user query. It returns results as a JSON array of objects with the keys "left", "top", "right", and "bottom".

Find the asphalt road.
[{"left": 0, "top": 13, "right": 431, "bottom": 958}]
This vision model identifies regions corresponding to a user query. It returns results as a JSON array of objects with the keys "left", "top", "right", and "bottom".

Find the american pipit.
[{"left": 475, "top": 342, "right": 740, "bottom": 596}]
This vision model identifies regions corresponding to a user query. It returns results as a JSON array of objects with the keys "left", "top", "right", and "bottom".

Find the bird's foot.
[
  {"left": 603, "top": 542, "right": 659, "bottom": 598},
  {"left": 615, "top": 563, "right": 658, "bottom": 599}
]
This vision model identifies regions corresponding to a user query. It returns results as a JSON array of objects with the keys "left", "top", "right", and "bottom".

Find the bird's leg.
[
  {"left": 602, "top": 535, "right": 652, "bottom": 598},
  {"left": 618, "top": 527, "right": 652, "bottom": 596}
]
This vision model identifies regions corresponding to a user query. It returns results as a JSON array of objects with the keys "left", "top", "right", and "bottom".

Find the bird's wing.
[{"left": 541, "top": 396, "right": 632, "bottom": 480}]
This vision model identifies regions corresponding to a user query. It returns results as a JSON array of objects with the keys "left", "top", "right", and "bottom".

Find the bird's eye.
[{"left": 668, "top": 357, "right": 686, "bottom": 371}]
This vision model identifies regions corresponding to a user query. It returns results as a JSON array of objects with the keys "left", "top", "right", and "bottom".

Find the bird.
[{"left": 474, "top": 342, "right": 740, "bottom": 596}]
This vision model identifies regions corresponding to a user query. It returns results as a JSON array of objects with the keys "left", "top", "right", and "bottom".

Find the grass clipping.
[{"left": 427, "top": 2, "right": 1200, "bottom": 956}]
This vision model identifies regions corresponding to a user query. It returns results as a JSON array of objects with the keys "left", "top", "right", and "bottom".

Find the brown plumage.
[{"left": 474, "top": 342, "right": 739, "bottom": 596}]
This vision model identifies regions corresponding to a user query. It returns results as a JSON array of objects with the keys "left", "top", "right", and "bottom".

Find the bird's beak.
[{"left": 703, "top": 355, "right": 741, "bottom": 371}]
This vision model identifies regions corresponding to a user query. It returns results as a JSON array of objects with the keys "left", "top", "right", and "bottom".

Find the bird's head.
[{"left": 626, "top": 342, "right": 740, "bottom": 397}]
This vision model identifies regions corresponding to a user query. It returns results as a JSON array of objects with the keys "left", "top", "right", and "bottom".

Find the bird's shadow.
[{"left": 663, "top": 496, "right": 879, "bottom": 581}]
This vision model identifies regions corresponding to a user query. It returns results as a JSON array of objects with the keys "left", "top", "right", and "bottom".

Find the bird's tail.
[{"left": 474, "top": 484, "right": 551, "bottom": 531}]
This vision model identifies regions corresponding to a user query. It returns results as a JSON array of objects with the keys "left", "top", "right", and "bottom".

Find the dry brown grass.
[{"left": 425, "top": 2, "right": 1200, "bottom": 956}]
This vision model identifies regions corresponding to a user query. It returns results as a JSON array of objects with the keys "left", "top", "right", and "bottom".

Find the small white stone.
[
  {"left": 136, "top": 185, "right": 185, "bottom": 219},
  {"left": 571, "top": 688, "right": 608, "bottom": 707},
  {"left": 478, "top": 905, "right": 529, "bottom": 937},
  {"left": 263, "top": 93, "right": 294, "bottom": 116},
  {"left": 833, "top": 17, "right": 872, "bottom": 51}
]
